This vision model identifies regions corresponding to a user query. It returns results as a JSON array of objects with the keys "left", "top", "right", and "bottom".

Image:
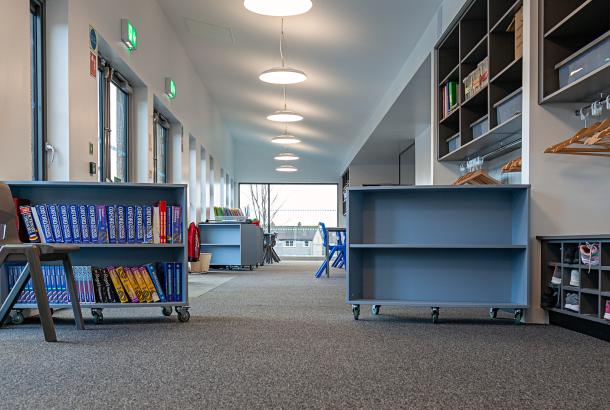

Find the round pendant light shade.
[
  {"left": 267, "top": 109, "right": 303, "bottom": 122},
  {"left": 276, "top": 164, "right": 298, "bottom": 172},
  {"left": 271, "top": 134, "right": 301, "bottom": 144},
  {"left": 244, "top": 0, "right": 313, "bottom": 16},
  {"left": 259, "top": 67, "right": 307, "bottom": 85},
  {"left": 274, "top": 153, "right": 300, "bottom": 161}
]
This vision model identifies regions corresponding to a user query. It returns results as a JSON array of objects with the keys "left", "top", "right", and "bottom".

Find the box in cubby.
[
  {"left": 558, "top": 35, "right": 610, "bottom": 88},
  {"left": 470, "top": 115, "right": 489, "bottom": 139},
  {"left": 494, "top": 89, "right": 522, "bottom": 124},
  {"left": 446, "top": 133, "right": 460, "bottom": 153}
]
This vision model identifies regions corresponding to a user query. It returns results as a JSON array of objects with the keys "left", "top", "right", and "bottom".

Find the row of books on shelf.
[
  {"left": 441, "top": 81, "right": 459, "bottom": 119},
  {"left": 463, "top": 57, "right": 489, "bottom": 101},
  {"left": 15, "top": 200, "right": 182, "bottom": 245},
  {"left": 6, "top": 262, "right": 183, "bottom": 305},
  {"left": 213, "top": 207, "right": 244, "bottom": 217}
]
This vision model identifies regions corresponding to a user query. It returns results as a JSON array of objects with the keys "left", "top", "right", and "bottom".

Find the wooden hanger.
[
  {"left": 501, "top": 157, "right": 522, "bottom": 173},
  {"left": 453, "top": 170, "right": 500, "bottom": 186},
  {"left": 544, "top": 117, "right": 610, "bottom": 157}
]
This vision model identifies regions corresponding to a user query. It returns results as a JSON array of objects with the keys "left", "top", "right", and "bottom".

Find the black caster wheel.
[
  {"left": 352, "top": 304, "right": 360, "bottom": 320},
  {"left": 162, "top": 306, "right": 173, "bottom": 317},
  {"left": 514, "top": 309, "right": 523, "bottom": 325},
  {"left": 177, "top": 308, "right": 190, "bottom": 323},
  {"left": 372, "top": 305, "right": 381, "bottom": 316},
  {"left": 11, "top": 311, "right": 25, "bottom": 325},
  {"left": 431, "top": 307, "right": 440, "bottom": 324},
  {"left": 249, "top": 265, "right": 254, "bottom": 271},
  {"left": 489, "top": 308, "right": 499, "bottom": 319},
  {"left": 91, "top": 309, "right": 103, "bottom": 324}
]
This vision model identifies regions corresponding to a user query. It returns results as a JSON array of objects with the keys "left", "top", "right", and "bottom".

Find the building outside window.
[{"left": 285, "top": 240, "right": 295, "bottom": 247}]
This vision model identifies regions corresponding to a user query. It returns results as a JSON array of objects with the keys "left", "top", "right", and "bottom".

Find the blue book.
[
  {"left": 96, "top": 205, "right": 109, "bottom": 244},
  {"left": 163, "top": 262, "right": 173, "bottom": 302},
  {"left": 106, "top": 205, "right": 118, "bottom": 244},
  {"left": 87, "top": 205, "right": 98, "bottom": 243},
  {"left": 47, "top": 205, "right": 63, "bottom": 243},
  {"left": 78, "top": 205, "right": 90, "bottom": 243},
  {"left": 166, "top": 207, "right": 173, "bottom": 244},
  {"left": 172, "top": 206, "right": 181, "bottom": 244},
  {"left": 145, "top": 264, "right": 166, "bottom": 302},
  {"left": 174, "top": 262, "right": 182, "bottom": 302},
  {"left": 144, "top": 206, "right": 153, "bottom": 244},
  {"left": 135, "top": 206, "right": 144, "bottom": 243},
  {"left": 58, "top": 205, "right": 73, "bottom": 243},
  {"left": 126, "top": 206, "right": 136, "bottom": 244},
  {"left": 35, "top": 205, "right": 55, "bottom": 243},
  {"left": 116, "top": 206, "right": 127, "bottom": 244},
  {"left": 68, "top": 205, "right": 81, "bottom": 244},
  {"left": 55, "top": 266, "right": 67, "bottom": 303}
]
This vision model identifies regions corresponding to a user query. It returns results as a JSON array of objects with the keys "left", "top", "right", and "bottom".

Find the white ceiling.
[{"left": 158, "top": 0, "right": 442, "bottom": 175}]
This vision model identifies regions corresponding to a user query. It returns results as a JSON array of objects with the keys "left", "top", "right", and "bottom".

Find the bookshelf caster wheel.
[
  {"left": 431, "top": 307, "right": 440, "bottom": 324},
  {"left": 489, "top": 308, "right": 499, "bottom": 319},
  {"left": 11, "top": 311, "right": 24, "bottom": 325},
  {"left": 92, "top": 309, "right": 103, "bottom": 324},
  {"left": 372, "top": 305, "right": 380, "bottom": 316},
  {"left": 162, "top": 307, "right": 172, "bottom": 317},
  {"left": 351, "top": 305, "right": 360, "bottom": 320},
  {"left": 249, "top": 265, "right": 254, "bottom": 271},
  {"left": 176, "top": 308, "right": 190, "bottom": 323},
  {"left": 514, "top": 309, "right": 523, "bottom": 325}
]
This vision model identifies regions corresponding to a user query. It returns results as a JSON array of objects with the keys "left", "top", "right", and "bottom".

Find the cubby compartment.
[
  {"left": 601, "top": 242, "right": 610, "bottom": 266},
  {"left": 601, "top": 270, "right": 610, "bottom": 293},
  {"left": 438, "top": 26, "right": 460, "bottom": 82},
  {"left": 580, "top": 268, "right": 600, "bottom": 292},
  {"left": 460, "top": 0, "right": 488, "bottom": 57},
  {"left": 579, "top": 293, "right": 599, "bottom": 319}
]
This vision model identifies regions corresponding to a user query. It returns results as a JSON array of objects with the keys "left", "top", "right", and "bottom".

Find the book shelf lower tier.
[{"left": 347, "top": 247, "right": 528, "bottom": 307}]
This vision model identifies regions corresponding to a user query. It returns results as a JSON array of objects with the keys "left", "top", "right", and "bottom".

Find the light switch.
[{"left": 89, "top": 143, "right": 94, "bottom": 155}]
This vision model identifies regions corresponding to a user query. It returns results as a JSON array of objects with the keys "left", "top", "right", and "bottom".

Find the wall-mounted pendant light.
[
  {"left": 274, "top": 153, "right": 300, "bottom": 161},
  {"left": 268, "top": 86, "right": 303, "bottom": 122},
  {"left": 276, "top": 164, "right": 298, "bottom": 172},
  {"left": 271, "top": 134, "right": 301, "bottom": 144},
  {"left": 244, "top": 0, "right": 312, "bottom": 17},
  {"left": 259, "top": 19, "right": 307, "bottom": 85}
]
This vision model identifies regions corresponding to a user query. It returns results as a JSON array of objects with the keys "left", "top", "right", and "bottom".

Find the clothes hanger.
[
  {"left": 501, "top": 157, "right": 522, "bottom": 173},
  {"left": 544, "top": 117, "right": 610, "bottom": 156},
  {"left": 453, "top": 170, "right": 500, "bottom": 185}
]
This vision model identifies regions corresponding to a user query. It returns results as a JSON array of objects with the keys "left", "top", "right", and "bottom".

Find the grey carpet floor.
[{"left": 0, "top": 261, "right": 608, "bottom": 409}]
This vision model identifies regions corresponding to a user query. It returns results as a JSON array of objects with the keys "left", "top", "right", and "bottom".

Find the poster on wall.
[{"left": 89, "top": 51, "right": 97, "bottom": 78}]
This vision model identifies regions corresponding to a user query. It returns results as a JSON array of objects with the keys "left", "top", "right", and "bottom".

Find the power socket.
[{"left": 89, "top": 162, "right": 97, "bottom": 175}]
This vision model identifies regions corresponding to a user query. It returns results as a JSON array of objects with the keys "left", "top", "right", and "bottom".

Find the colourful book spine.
[
  {"left": 100, "top": 268, "right": 116, "bottom": 303},
  {"left": 133, "top": 268, "right": 152, "bottom": 302},
  {"left": 135, "top": 206, "right": 144, "bottom": 243},
  {"left": 115, "top": 266, "right": 139, "bottom": 303},
  {"left": 172, "top": 206, "right": 181, "bottom": 244},
  {"left": 59, "top": 205, "right": 73, "bottom": 243},
  {"left": 47, "top": 204, "right": 64, "bottom": 243},
  {"left": 78, "top": 205, "right": 90, "bottom": 243},
  {"left": 144, "top": 206, "right": 154, "bottom": 244},
  {"left": 174, "top": 262, "right": 182, "bottom": 302},
  {"left": 126, "top": 267, "right": 145, "bottom": 303},
  {"left": 107, "top": 267, "right": 129, "bottom": 303},
  {"left": 126, "top": 206, "right": 136, "bottom": 244},
  {"left": 166, "top": 206, "right": 173, "bottom": 244},
  {"left": 68, "top": 205, "right": 81, "bottom": 244},
  {"left": 152, "top": 206, "right": 160, "bottom": 244},
  {"left": 31, "top": 206, "right": 48, "bottom": 243},
  {"left": 107, "top": 205, "right": 118, "bottom": 244},
  {"left": 18, "top": 206, "right": 40, "bottom": 243},
  {"left": 96, "top": 205, "right": 109, "bottom": 244},
  {"left": 158, "top": 201, "right": 167, "bottom": 244},
  {"left": 35, "top": 205, "right": 55, "bottom": 243},
  {"left": 165, "top": 262, "right": 174, "bottom": 302},
  {"left": 87, "top": 205, "right": 98, "bottom": 243},
  {"left": 116, "top": 205, "right": 126, "bottom": 244},
  {"left": 145, "top": 264, "right": 166, "bottom": 302},
  {"left": 138, "top": 266, "right": 160, "bottom": 302}
]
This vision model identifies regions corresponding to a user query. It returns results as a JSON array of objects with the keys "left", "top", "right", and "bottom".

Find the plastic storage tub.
[
  {"left": 446, "top": 133, "right": 460, "bottom": 153},
  {"left": 558, "top": 35, "right": 610, "bottom": 88},
  {"left": 494, "top": 89, "right": 522, "bottom": 124},
  {"left": 470, "top": 116, "right": 489, "bottom": 139}
]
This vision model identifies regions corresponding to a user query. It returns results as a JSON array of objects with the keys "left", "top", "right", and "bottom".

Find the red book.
[
  {"left": 13, "top": 198, "right": 32, "bottom": 242},
  {"left": 157, "top": 200, "right": 167, "bottom": 244}
]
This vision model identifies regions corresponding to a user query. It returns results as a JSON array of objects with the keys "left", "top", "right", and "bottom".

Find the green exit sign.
[
  {"left": 121, "top": 19, "right": 138, "bottom": 51},
  {"left": 165, "top": 77, "right": 176, "bottom": 100}
]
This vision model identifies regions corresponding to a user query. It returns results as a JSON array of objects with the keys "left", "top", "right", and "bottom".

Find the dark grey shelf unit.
[
  {"left": 540, "top": 0, "right": 610, "bottom": 103},
  {"left": 436, "top": 0, "right": 524, "bottom": 162},
  {"left": 539, "top": 236, "right": 610, "bottom": 337}
]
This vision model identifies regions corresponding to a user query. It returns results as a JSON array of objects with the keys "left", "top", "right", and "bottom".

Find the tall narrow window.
[
  {"left": 98, "top": 60, "right": 131, "bottom": 182},
  {"left": 153, "top": 112, "right": 169, "bottom": 183},
  {"left": 31, "top": 0, "right": 45, "bottom": 180}
]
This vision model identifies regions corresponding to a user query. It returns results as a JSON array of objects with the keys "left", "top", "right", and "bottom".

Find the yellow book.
[
  {"left": 107, "top": 267, "right": 129, "bottom": 303},
  {"left": 138, "top": 267, "right": 160, "bottom": 302},
  {"left": 116, "top": 266, "right": 139, "bottom": 303},
  {"left": 130, "top": 268, "right": 151, "bottom": 303}
]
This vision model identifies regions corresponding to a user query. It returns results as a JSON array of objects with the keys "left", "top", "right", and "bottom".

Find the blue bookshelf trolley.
[
  {"left": 1, "top": 182, "right": 190, "bottom": 323},
  {"left": 347, "top": 185, "right": 530, "bottom": 324}
]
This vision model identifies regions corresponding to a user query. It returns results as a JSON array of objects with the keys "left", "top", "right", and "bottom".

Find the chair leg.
[
  {"left": 27, "top": 248, "right": 57, "bottom": 342},
  {"left": 62, "top": 255, "right": 85, "bottom": 330},
  {"left": 0, "top": 263, "right": 31, "bottom": 326},
  {"left": 315, "top": 259, "right": 328, "bottom": 278}
]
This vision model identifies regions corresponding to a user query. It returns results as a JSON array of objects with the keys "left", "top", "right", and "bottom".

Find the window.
[
  {"left": 31, "top": 0, "right": 45, "bottom": 180},
  {"left": 304, "top": 240, "right": 310, "bottom": 247},
  {"left": 285, "top": 240, "right": 295, "bottom": 247},
  {"left": 153, "top": 112, "right": 169, "bottom": 183},
  {"left": 98, "top": 61, "right": 130, "bottom": 182}
]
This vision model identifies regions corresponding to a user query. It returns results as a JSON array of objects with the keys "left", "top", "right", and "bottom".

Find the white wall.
[
  {"left": 0, "top": 0, "right": 33, "bottom": 180},
  {"left": 414, "top": 126, "right": 432, "bottom": 185},
  {"left": 349, "top": 164, "right": 398, "bottom": 187}
]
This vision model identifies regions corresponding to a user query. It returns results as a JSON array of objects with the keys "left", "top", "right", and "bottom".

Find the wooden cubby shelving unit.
[
  {"left": 539, "top": 236, "right": 610, "bottom": 340},
  {"left": 436, "top": 0, "right": 524, "bottom": 162},
  {"left": 540, "top": 0, "right": 610, "bottom": 103}
]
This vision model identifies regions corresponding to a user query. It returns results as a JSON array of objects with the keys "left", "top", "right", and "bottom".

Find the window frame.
[
  {"left": 31, "top": 0, "right": 46, "bottom": 181},
  {"left": 284, "top": 240, "right": 295, "bottom": 248},
  {"left": 153, "top": 111, "right": 170, "bottom": 184}
]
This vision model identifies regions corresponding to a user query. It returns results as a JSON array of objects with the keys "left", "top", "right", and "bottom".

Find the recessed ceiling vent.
[{"left": 185, "top": 18, "right": 235, "bottom": 45}]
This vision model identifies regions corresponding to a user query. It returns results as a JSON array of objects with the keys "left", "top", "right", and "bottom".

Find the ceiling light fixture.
[
  {"left": 244, "top": 0, "right": 312, "bottom": 17},
  {"left": 268, "top": 86, "right": 303, "bottom": 122},
  {"left": 271, "top": 134, "right": 301, "bottom": 144},
  {"left": 274, "top": 153, "right": 300, "bottom": 161},
  {"left": 259, "top": 19, "right": 307, "bottom": 85},
  {"left": 276, "top": 164, "right": 299, "bottom": 172}
]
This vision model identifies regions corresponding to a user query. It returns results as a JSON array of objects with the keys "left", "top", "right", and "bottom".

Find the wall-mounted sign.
[
  {"left": 89, "top": 26, "right": 97, "bottom": 51},
  {"left": 121, "top": 19, "right": 138, "bottom": 52},
  {"left": 165, "top": 77, "right": 176, "bottom": 100},
  {"left": 89, "top": 51, "right": 97, "bottom": 78}
]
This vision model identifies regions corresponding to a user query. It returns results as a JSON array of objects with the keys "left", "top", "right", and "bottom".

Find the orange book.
[{"left": 115, "top": 266, "right": 139, "bottom": 303}]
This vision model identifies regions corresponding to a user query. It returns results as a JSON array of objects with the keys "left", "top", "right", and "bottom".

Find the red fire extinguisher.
[{"left": 188, "top": 222, "right": 201, "bottom": 262}]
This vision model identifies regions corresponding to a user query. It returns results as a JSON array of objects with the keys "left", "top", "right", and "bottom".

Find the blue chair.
[{"left": 315, "top": 223, "right": 346, "bottom": 278}]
